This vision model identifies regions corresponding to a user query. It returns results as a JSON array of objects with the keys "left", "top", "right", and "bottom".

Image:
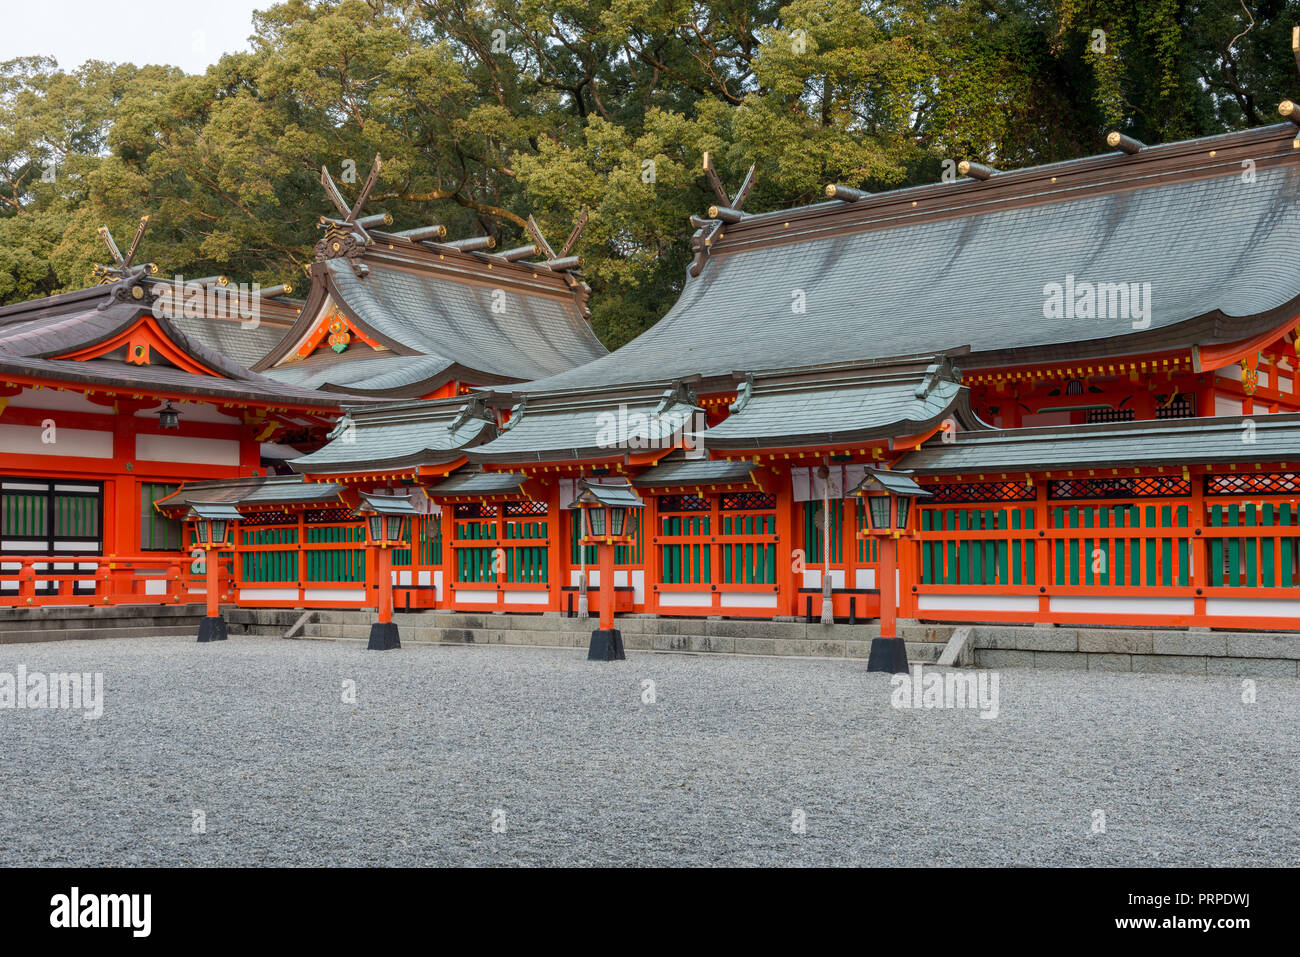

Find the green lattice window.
[
  {"left": 421, "top": 518, "right": 442, "bottom": 564},
  {"left": 920, "top": 506, "right": 1036, "bottom": 586},
  {"left": 1207, "top": 502, "right": 1300, "bottom": 588},
  {"left": 306, "top": 525, "right": 365, "bottom": 582},
  {"left": 242, "top": 526, "right": 300, "bottom": 582},
  {"left": 721, "top": 500, "right": 776, "bottom": 585},
  {"left": 1052, "top": 504, "right": 1187, "bottom": 588},
  {"left": 1, "top": 479, "right": 100, "bottom": 551},
  {"left": 141, "top": 483, "right": 183, "bottom": 551},
  {"left": 2, "top": 487, "right": 47, "bottom": 538},
  {"left": 658, "top": 499, "right": 710, "bottom": 584},
  {"left": 855, "top": 502, "right": 879, "bottom": 563},
  {"left": 802, "top": 500, "right": 844, "bottom": 565}
]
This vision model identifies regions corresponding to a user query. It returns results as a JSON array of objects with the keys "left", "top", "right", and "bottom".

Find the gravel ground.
[{"left": 0, "top": 634, "right": 1296, "bottom": 867}]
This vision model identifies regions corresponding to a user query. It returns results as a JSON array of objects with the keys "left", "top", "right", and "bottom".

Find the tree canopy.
[{"left": 3, "top": 0, "right": 1298, "bottom": 347}]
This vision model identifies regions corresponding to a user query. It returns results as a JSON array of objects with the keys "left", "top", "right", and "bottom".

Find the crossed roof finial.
[
  {"left": 524, "top": 205, "right": 590, "bottom": 266},
  {"left": 320, "top": 154, "right": 386, "bottom": 243},
  {"left": 317, "top": 155, "right": 389, "bottom": 276},
  {"left": 689, "top": 154, "right": 757, "bottom": 277},
  {"left": 91, "top": 216, "right": 158, "bottom": 285}
]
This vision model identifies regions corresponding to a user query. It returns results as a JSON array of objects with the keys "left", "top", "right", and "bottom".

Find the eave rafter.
[
  {"left": 711, "top": 442, "right": 897, "bottom": 464},
  {"left": 0, "top": 374, "right": 343, "bottom": 417}
]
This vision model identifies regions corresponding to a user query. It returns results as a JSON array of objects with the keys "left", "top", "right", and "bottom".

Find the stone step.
[
  {"left": 0, "top": 603, "right": 205, "bottom": 628},
  {"left": 0, "top": 623, "right": 203, "bottom": 644},
  {"left": 297, "top": 621, "right": 944, "bottom": 663},
  {"left": 273, "top": 607, "right": 954, "bottom": 641}
]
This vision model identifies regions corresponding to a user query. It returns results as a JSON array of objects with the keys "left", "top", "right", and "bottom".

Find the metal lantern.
[
  {"left": 567, "top": 479, "right": 645, "bottom": 662},
  {"left": 186, "top": 504, "right": 241, "bottom": 549},
  {"left": 852, "top": 468, "right": 931, "bottom": 534},
  {"left": 157, "top": 401, "right": 181, "bottom": 430},
  {"left": 569, "top": 480, "right": 644, "bottom": 542},
  {"left": 354, "top": 492, "right": 418, "bottom": 547}
]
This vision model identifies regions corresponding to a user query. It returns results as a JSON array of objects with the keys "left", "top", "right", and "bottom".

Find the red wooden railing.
[{"left": 0, "top": 554, "right": 198, "bottom": 608}]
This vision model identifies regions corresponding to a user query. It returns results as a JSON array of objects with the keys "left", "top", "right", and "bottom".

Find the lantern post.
[
  {"left": 851, "top": 468, "right": 931, "bottom": 673},
  {"left": 567, "top": 480, "right": 644, "bottom": 660},
  {"left": 186, "top": 504, "right": 241, "bottom": 643},
  {"left": 354, "top": 493, "right": 418, "bottom": 650}
]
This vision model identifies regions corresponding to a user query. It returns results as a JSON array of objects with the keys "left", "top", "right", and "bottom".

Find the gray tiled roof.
[
  {"left": 632, "top": 457, "right": 756, "bottom": 487},
  {"left": 156, "top": 475, "right": 345, "bottom": 510},
  {"left": 0, "top": 281, "right": 362, "bottom": 407},
  {"left": 266, "top": 353, "right": 455, "bottom": 393},
  {"left": 323, "top": 258, "right": 607, "bottom": 382},
  {"left": 427, "top": 470, "right": 527, "bottom": 496},
  {"left": 467, "top": 390, "right": 700, "bottom": 464},
  {"left": 514, "top": 134, "right": 1300, "bottom": 393},
  {"left": 900, "top": 414, "right": 1300, "bottom": 473},
  {"left": 169, "top": 317, "right": 289, "bottom": 369},
  {"left": 704, "top": 358, "right": 974, "bottom": 448},
  {"left": 290, "top": 396, "right": 494, "bottom": 473}
]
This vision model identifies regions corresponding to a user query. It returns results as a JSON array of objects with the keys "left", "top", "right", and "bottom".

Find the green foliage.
[{"left": 2, "top": 0, "right": 1298, "bottom": 347}]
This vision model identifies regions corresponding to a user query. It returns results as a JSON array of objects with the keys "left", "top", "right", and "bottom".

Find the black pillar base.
[
  {"left": 368, "top": 621, "right": 401, "bottom": 650},
  {"left": 866, "top": 636, "right": 908, "bottom": 674},
  {"left": 197, "top": 616, "right": 227, "bottom": 643},
  {"left": 588, "top": 628, "right": 625, "bottom": 661}
]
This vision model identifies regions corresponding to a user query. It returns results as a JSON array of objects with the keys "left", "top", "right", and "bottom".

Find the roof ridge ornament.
[
  {"left": 1106, "top": 131, "right": 1145, "bottom": 154},
  {"left": 957, "top": 160, "right": 997, "bottom": 181},
  {"left": 325, "top": 413, "right": 353, "bottom": 442},
  {"left": 916, "top": 356, "right": 962, "bottom": 399},
  {"left": 689, "top": 154, "right": 756, "bottom": 278},
  {"left": 92, "top": 216, "right": 159, "bottom": 286},
  {"left": 730, "top": 373, "right": 755, "bottom": 414},
  {"left": 448, "top": 393, "right": 495, "bottom": 432},
  {"left": 655, "top": 379, "right": 700, "bottom": 414},
  {"left": 316, "top": 154, "right": 385, "bottom": 277},
  {"left": 825, "top": 184, "right": 870, "bottom": 203},
  {"left": 521, "top": 207, "right": 589, "bottom": 274},
  {"left": 500, "top": 393, "right": 527, "bottom": 431}
]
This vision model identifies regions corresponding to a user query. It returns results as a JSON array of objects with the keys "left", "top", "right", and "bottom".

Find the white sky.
[{"left": 1, "top": 0, "right": 270, "bottom": 74}]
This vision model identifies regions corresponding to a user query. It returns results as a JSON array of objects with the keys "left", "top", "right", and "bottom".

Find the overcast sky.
[{"left": 2, "top": 0, "right": 269, "bottom": 74}]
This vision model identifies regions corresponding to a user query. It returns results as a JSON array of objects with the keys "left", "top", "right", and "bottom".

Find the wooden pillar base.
[
  {"left": 197, "top": 616, "right": 227, "bottom": 643},
  {"left": 866, "top": 636, "right": 907, "bottom": 674},
  {"left": 588, "top": 628, "right": 625, "bottom": 661},
  {"left": 368, "top": 621, "right": 400, "bottom": 651}
]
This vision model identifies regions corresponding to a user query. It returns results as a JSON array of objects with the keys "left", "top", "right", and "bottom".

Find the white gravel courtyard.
[{"left": 1, "top": 634, "right": 1296, "bottom": 867}]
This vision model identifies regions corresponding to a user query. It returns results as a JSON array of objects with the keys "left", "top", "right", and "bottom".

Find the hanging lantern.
[
  {"left": 186, "top": 504, "right": 241, "bottom": 549},
  {"left": 851, "top": 468, "right": 930, "bottom": 535},
  {"left": 569, "top": 480, "right": 644, "bottom": 542},
  {"left": 354, "top": 493, "right": 418, "bottom": 547},
  {"left": 157, "top": 401, "right": 181, "bottom": 430}
]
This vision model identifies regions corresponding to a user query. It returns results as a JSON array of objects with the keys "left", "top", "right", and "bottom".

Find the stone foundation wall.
[
  {"left": 4, "top": 606, "right": 1295, "bottom": 676},
  {"left": 972, "top": 626, "right": 1300, "bottom": 676}
]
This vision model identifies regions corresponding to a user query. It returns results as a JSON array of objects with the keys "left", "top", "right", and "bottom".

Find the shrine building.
[{"left": 7, "top": 123, "right": 1300, "bottom": 636}]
